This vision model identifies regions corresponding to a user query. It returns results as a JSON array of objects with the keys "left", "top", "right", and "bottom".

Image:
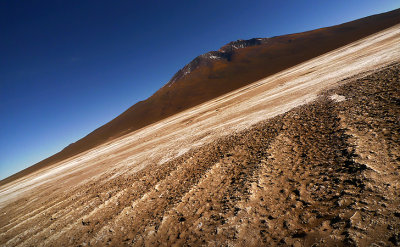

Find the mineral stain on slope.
[{"left": 1, "top": 64, "right": 399, "bottom": 246}]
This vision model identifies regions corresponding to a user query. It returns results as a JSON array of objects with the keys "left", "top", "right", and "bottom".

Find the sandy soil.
[{"left": 0, "top": 25, "right": 399, "bottom": 246}]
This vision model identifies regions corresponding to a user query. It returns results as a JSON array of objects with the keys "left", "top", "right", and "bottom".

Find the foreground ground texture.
[{"left": 0, "top": 26, "right": 399, "bottom": 246}]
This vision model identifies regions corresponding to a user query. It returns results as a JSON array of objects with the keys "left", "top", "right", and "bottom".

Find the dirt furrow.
[{"left": 0, "top": 62, "right": 399, "bottom": 246}]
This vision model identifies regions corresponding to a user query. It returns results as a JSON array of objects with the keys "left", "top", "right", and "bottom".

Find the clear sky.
[{"left": 0, "top": 0, "right": 399, "bottom": 180}]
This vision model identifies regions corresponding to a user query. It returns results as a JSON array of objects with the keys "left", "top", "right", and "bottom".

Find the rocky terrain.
[
  {"left": 0, "top": 9, "right": 399, "bottom": 246},
  {"left": 0, "top": 19, "right": 399, "bottom": 245},
  {"left": 1, "top": 62, "right": 399, "bottom": 247},
  {"left": 2, "top": 8, "right": 398, "bottom": 186}
]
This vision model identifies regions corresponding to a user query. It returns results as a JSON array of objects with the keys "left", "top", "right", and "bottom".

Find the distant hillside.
[{"left": 2, "top": 8, "right": 399, "bottom": 186}]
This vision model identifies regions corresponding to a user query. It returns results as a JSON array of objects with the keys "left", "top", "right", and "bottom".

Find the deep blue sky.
[{"left": 0, "top": 1, "right": 398, "bottom": 180}]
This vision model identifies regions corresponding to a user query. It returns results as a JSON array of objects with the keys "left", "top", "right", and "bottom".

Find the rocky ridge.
[{"left": 166, "top": 38, "right": 269, "bottom": 86}]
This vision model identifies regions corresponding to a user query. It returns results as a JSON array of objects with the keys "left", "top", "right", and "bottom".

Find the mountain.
[
  {"left": 1, "top": 8, "right": 399, "bottom": 186},
  {"left": 1, "top": 9, "right": 399, "bottom": 245}
]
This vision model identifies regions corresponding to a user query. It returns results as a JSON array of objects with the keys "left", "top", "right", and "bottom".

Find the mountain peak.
[
  {"left": 219, "top": 38, "right": 268, "bottom": 53},
  {"left": 166, "top": 38, "right": 269, "bottom": 87}
]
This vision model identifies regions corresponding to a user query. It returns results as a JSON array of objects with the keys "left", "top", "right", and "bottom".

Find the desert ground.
[{"left": 0, "top": 24, "right": 399, "bottom": 246}]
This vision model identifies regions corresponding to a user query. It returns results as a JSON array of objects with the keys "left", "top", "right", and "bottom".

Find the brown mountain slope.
[
  {"left": 2, "top": 8, "right": 399, "bottom": 186},
  {"left": 1, "top": 63, "right": 399, "bottom": 246}
]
